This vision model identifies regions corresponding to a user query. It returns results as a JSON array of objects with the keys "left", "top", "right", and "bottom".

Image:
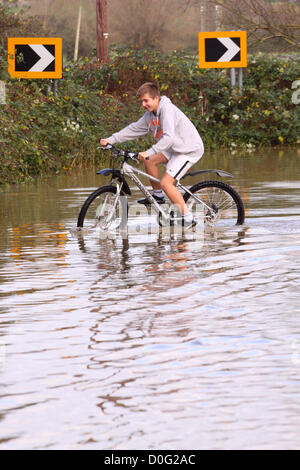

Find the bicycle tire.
[
  {"left": 77, "top": 185, "right": 128, "bottom": 229},
  {"left": 183, "top": 180, "right": 245, "bottom": 226}
]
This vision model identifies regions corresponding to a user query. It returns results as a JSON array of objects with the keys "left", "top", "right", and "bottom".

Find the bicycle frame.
[{"left": 117, "top": 160, "right": 210, "bottom": 222}]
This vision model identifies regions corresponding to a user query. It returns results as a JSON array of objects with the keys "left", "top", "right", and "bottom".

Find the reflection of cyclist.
[{"left": 100, "top": 82, "right": 204, "bottom": 227}]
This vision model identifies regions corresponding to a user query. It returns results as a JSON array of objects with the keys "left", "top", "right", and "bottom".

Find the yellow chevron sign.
[
  {"left": 8, "top": 37, "right": 62, "bottom": 79},
  {"left": 199, "top": 31, "right": 247, "bottom": 68}
]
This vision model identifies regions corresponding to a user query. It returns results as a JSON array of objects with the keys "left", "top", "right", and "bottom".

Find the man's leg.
[
  {"left": 160, "top": 173, "right": 196, "bottom": 227},
  {"left": 143, "top": 153, "right": 168, "bottom": 190},
  {"left": 160, "top": 173, "right": 189, "bottom": 215},
  {"left": 142, "top": 154, "right": 195, "bottom": 222}
]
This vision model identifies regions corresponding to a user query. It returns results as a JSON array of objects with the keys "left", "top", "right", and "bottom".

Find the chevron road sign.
[
  {"left": 199, "top": 31, "right": 247, "bottom": 69},
  {"left": 8, "top": 38, "right": 62, "bottom": 79}
]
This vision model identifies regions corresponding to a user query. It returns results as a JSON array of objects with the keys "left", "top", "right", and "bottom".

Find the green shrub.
[{"left": 0, "top": 40, "right": 299, "bottom": 184}]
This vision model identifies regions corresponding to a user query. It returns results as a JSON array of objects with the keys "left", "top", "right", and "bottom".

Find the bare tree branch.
[{"left": 210, "top": 0, "right": 300, "bottom": 50}]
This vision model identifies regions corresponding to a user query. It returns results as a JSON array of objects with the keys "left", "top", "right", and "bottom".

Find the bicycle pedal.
[{"left": 137, "top": 196, "right": 166, "bottom": 205}]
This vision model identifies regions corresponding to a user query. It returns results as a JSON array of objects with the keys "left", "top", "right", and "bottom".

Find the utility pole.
[
  {"left": 74, "top": 0, "right": 82, "bottom": 62},
  {"left": 96, "top": 0, "right": 109, "bottom": 63},
  {"left": 200, "top": 0, "right": 206, "bottom": 32}
]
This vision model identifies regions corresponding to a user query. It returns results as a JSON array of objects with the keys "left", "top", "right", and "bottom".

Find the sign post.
[
  {"left": 199, "top": 31, "right": 247, "bottom": 95},
  {"left": 238, "top": 67, "right": 243, "bottom": 95},
  {"left": 230, "top": 68, "right": 236, "bottom": 90}
]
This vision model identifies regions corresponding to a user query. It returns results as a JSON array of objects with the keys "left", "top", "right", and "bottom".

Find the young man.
[{"left": 100, "top": 82, "right": 204, "bottom": 227}]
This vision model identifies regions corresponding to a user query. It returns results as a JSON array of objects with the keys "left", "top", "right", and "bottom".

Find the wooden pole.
[{"left": 96, "top": 0, "right": 109, "bottom": 63}]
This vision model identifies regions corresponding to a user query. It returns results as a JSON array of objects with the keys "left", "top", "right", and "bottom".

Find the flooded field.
[{"left": 0, "top": 147, "right": 299, "bottom": 449}]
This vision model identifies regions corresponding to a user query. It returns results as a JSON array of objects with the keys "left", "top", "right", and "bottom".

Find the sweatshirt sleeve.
[
  {"left": 146, "top": 108, "right": 176, "bottom": 157},
  {"left": 106, "top": 114, "right": 149, "bottom": 144}
]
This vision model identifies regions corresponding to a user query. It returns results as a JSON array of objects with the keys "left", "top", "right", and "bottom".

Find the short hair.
[{"left": 136, "top": 82, "right": 160, "bottom": 99}]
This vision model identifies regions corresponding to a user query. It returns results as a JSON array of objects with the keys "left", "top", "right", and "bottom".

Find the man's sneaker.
[
  {"left": 138, "top": 194, "right": 165, "bottom": 206},
  {"left": 182, "top": 214, "right": 197, "bottom": 229}
]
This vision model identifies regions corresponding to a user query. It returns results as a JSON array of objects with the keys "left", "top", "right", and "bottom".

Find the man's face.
[{"left": 140, "top": 93, "right": 160, "bottom": 113}]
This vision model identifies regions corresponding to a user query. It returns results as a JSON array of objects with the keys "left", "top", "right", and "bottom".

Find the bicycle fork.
[{"left": 96, "top": 182, "right": 123, "bottom": 227}]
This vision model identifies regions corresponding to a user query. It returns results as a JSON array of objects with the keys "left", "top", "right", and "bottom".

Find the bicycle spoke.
[
  {"left": 78, "top": 187, "right": 126, "bottom": 230},
  {"left": 192, "top": 185, "right": 240, "bottom": 226}
]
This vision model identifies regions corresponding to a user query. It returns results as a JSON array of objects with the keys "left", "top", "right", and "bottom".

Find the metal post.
[
  {"left": 47, "top": 80, "right": 58, "bottom": 96},
  {"left": 238, "top": 68, "right": 243, "bottom": 96},
  {"left": 230, "top": 68, "right": 236, "bottom": 92}
]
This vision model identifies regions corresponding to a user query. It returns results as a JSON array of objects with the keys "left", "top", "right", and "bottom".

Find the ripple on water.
[{"left": 0, "top": 149, "right": 300, "bottom": 449}]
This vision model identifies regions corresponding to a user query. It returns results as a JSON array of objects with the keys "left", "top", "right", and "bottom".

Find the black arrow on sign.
[
  {"left": 205, "top": 37, "right": 240, "bottom": 63},
  {"left": 15, "top": 44, "right": 55, "bottom": 72}
]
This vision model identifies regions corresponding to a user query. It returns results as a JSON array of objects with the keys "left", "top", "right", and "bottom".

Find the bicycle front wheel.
[
  {"left": 77, "top": 185, "right": 128, "bottom": 230},
  {"left": 183, "top": 180, "right": 245, "bottom": 227}
]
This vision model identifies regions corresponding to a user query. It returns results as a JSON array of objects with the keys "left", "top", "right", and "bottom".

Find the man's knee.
[
  {"left": 146, "top": 153, "right": 168, "bottom": 166},
  {"left": 144, "top": 158, "right": 153, "bottom": 171},
  {"left": 160, "top": 173, "right": 175, "bottom": 191}
]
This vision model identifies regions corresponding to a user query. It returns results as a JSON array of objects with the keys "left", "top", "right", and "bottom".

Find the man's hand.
[
  {"left": 100, "top": 138, "right": 110, "bottom": 147},
  {"left": 138, "top": 151, "right": 149, "bottom": 161}
]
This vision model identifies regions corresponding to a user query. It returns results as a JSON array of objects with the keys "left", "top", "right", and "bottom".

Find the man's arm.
[{"left": 104, "top": 114, "right": 149, "bottom": 145}]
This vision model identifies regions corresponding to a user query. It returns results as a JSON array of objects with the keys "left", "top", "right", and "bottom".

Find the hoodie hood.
[{"left": 155, "top": 95, "right": 172, "bottom": 116}]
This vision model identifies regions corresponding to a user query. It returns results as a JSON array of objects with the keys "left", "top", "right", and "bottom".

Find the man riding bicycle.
[{"left": 100, "top": 82, "right": 204, "bottom": 228}]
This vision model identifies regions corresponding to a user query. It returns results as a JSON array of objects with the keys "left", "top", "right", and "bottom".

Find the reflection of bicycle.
[{"left": 77, "top": 144, "right": 245, "bottom": 230}]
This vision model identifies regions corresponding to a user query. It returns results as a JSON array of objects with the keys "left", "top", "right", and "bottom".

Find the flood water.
[{"left": 0, "top": 147, "right": 299, "bottom": 450}]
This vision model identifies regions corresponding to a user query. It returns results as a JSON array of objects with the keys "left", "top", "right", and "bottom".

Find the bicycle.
[{"left": 77, "top": 144, "right": 245, "bottom": 230}]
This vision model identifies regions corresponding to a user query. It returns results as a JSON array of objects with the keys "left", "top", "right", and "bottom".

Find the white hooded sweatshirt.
[{"left": 106, "top": 96, "right": 204, "bottom": 163}]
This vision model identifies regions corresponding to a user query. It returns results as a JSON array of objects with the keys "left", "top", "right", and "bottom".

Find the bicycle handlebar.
[{"left": 97, "top": 143, "right": 140, "bottom": 162}]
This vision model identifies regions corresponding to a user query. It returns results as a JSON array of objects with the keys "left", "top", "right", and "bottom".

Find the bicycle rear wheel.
[
  {"left": 183, "top": 180, "right": 245, "bottom": 226},
  {"left": 77, "top": 185, "right": 128, "bottom": 230}
]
